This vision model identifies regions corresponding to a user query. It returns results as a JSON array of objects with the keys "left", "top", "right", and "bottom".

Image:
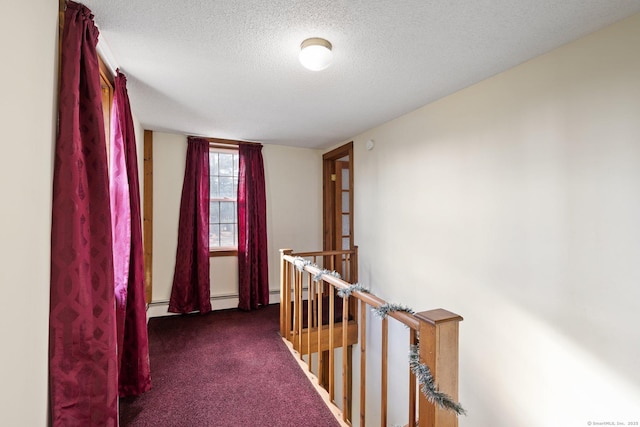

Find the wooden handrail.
[
  {"left": 292, "top": 249, "right": 357, "bottom": 257},
  {"left": 284, "top": 253, "right": 421, "bottom": 331}
]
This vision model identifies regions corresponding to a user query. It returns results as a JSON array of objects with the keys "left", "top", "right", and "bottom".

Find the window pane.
[
  {"left": 233, "top": 154, "right": 239, "bottom": 176},
  {"left": 210, "top": 201, "right": 219, "bottom": 223},
  {"left": 220, "top": 224, "right": 235, "bottom": 247},
  {"left": 219, "top": 153, "right": 234, "bottom": 176},
  {"left": 210, "top": 176, "right": 219, "bottom": 199},
  {"left": 342, "top": 168, "right": 349, "bottom": 190},
  {"left": 342, "top": 214, "right": 350, "bottom": 235},
  {"left": 210, "top": 224, "right": 220, "bottom": 247},
  {"left": 210, "top": 153, "right": 219, "bottom": 176},
  {"left": 342, "top": 237, "right": 350, "bottom": 250},
  {"left": 219, "top": 177, "right": 234, "bottom": 199},
  {"left": 220, "top": 201, "right": 235, "bottom": 223},
  {"left": 342, "top": 191, "right": 349, "bottom": 213}
]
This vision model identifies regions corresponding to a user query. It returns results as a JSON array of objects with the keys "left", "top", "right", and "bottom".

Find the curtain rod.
[{"left": 188, "top": 136, "right": 261, "bottom": 147}]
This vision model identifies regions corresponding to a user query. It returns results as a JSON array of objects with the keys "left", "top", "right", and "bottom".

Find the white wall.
[
  {"left": 350, "top": 14, "right": 640, "bottom": 427},
  {"left": 149, "top": 132, "right": 322, "bottom": 315},
  {"left": 0, "top": 0, "right": 57, "bottom": 425}
]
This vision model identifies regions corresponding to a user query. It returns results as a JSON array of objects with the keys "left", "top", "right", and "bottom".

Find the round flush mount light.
[{"left": 299, "top": 37, "right": 333, "bottom": 71}]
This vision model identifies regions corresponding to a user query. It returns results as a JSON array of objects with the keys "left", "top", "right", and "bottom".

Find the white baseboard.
[{"left": 146, "top": 290, "right": 281, "bottom": 320}]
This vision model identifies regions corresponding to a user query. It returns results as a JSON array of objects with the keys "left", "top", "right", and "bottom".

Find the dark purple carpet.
[{"left": 120, "top": 304, "right": 340, "bottom": 427}]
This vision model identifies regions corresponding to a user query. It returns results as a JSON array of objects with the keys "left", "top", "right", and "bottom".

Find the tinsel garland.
[
  {"left": 409, "top": 345, "right": 466, "bottom": 415},
  {"left": 313, "top": 268, "right": 341, "bottom": 281},
  {"left": 291, "top": 256, "right": 341, "bottom": 281},
  {"left": 293, "top": 256, "right": 312, "bottom": 272},
  {"left": 337, "top": 282, "right": 370, "bottom": 298},
  {"left": 371, "top": 302, "right": 416, "bottom": 318}
]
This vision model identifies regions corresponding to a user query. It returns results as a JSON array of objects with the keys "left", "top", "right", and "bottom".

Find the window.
[{"left": 209, "top": 146, "right": 239, "bottom": 252}]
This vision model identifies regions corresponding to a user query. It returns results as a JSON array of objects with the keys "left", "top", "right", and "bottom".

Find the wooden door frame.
[
  {"left": 143, "top": 130, "right": 153, "bottom": 303},
  {"left": 322, "top": 141, "right": 354, "bottom": 252},
  {"left": 322, "top": 141, "right": 354, "bottom": 420}
]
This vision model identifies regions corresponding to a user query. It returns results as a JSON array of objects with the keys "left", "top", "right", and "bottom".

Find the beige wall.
[
  {"left": 0, "top": 0, "right": 57, "bottom": 425},
  {"left": 149, "top": 132, "right": 322, "bottom": 315},
  {"left": 349, "top": 14, "right": 640, "bottom": 426},
  {"left": 263, "top": 144, "right": 323, "bottom": 288}
]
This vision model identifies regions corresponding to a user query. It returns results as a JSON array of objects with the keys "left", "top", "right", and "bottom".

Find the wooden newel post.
[
  {"left": 280, "top": 249, "right": 293, "bottom": 338},
  {"left": 415, "top": 309, "right": 463, "bottom": 427}
]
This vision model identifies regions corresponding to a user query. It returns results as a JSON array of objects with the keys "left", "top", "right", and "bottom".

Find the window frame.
[{"left": 208, "top": 144, "right": 239, "bottom": 257}]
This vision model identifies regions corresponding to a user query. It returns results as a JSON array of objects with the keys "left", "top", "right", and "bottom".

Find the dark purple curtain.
[
  {"left": 238, "top": 144, "right": 269, "bottom": 311},
  {"left": 112, "top": 70, "right": 152, "bottom": 396},
  {"left": 169, "top": 137, "right": 212, "bottom": 314},
  {"left": 49, "top": 2, "right": 118, "bottom": 425}
]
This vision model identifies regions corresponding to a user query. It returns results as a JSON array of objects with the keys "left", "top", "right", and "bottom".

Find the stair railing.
[{"left": 280, "top": 248, "right": 463, "bottom": 427}]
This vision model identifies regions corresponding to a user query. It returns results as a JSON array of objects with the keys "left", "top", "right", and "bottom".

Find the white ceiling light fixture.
[{"left": 299, "top": 37, "right": 333, "bottom": 71}]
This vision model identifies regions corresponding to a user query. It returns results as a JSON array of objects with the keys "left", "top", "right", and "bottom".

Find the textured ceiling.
[{"left": 81, "top": 0, "right": 640, "bottom": 149}]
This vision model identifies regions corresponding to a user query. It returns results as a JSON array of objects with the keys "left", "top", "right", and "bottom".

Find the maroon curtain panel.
[
  {"left": 169, "top": 137, "right": 212, "bottom": 314},
  {"left": 238, "top": 144, "right": 269, "bottom": 311},
  {"left": 49, "top": 2, "right": 118, "bottom": 426},
  {"left": 112, "top": 70, "right": 152, "bottom": 396},
  {"left": 109, "top": 74, "right": 131, "bottom": 374}
]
